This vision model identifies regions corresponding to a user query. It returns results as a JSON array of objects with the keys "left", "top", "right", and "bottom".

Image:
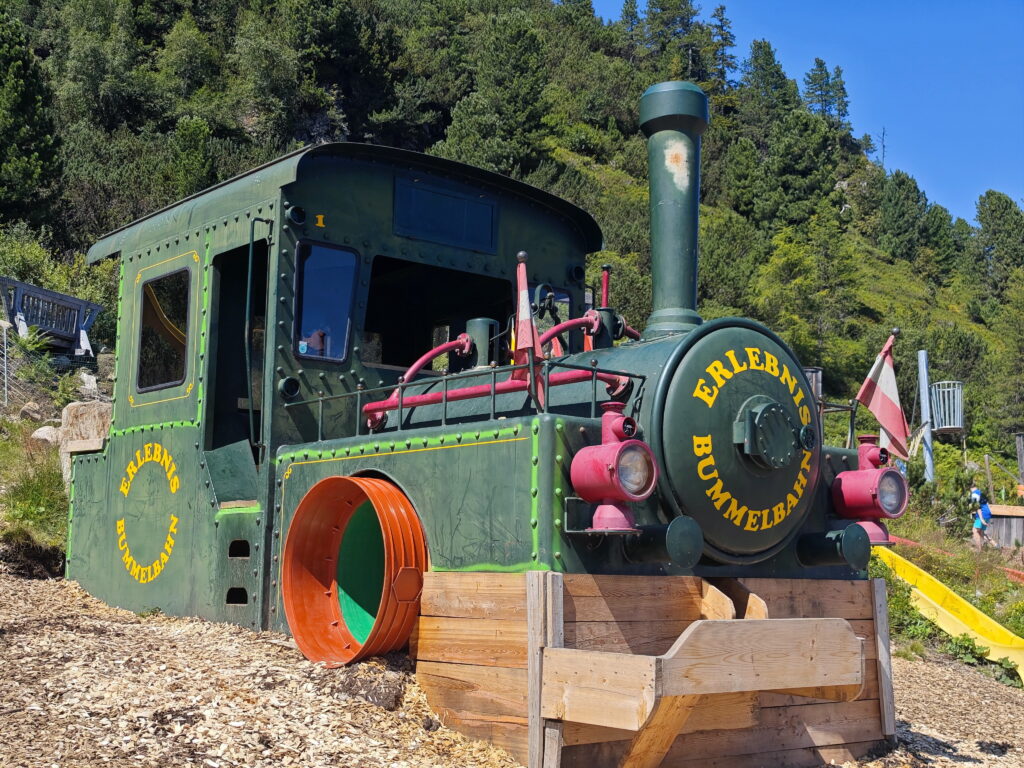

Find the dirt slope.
[{"left": 1, "top": 572, "right": 1023, "bottom": 768}]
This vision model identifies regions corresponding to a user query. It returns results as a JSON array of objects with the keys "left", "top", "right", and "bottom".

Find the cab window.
[
  {"left": 137, "top": 269, "right": 190, "bottom": 391},
  {"left": 295, "top": 243, "right": 358, "bottom": 362}
]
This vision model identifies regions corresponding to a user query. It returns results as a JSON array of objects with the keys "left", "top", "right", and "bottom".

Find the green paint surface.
[{"left": 336, "top": 501, "right": 384, "bottom": 644}]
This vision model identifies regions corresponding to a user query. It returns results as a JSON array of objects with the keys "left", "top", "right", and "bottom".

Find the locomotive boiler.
[{"left": 69, "top": 80, "right": 905, "bottom": 674}]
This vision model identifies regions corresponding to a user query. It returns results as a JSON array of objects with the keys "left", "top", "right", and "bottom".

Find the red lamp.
[{"left": 570, "top": 402, "right": 658, "bottom": 531}]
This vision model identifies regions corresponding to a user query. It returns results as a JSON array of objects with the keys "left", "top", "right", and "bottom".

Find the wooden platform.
[{"left": 410, "top": 573, "right": 894, "bottom": 768}]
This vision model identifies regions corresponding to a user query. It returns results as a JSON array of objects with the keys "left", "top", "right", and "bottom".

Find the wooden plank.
[
  {"left": 528, "top": 571, "right": 546, "bottom": 768},
  {"left": 662, "top": 699, "right": 883, "bottom": 761},
  {"left": 543, "top": 572, "right": 565, "bottom": 768},
  {"left": 708, "top": 578, "right": 769, "bottom": 619},
  {"left": 759, "top": 662, "right": 879, "bottom": 707},
  {"left": 660, "top": 619, "right": 862, "bottom": 697},
  {"left": 990, "top": 503, "right": 1024, "bottom": 518},
  {"left": 561, "top": 692, "right": 758, "bottom": 746},
  {"left": 564, "top": 739, "right": 882, "bottom": 768},
  {"left": 564, "top": 621, "right": 692, "bottom": 656},
  {"left": 416, "top": 661, "right": 526, "bottom": 716},
  {"left": 541, "top": 648, "right": 658, "bottom": 731},
  {"left": 411, "top": 616, "right": 528, "bottom": 667},
  {"left": 433, "top": 706, "right": 529, "bottom": 763},
  {"left": 560, "top": 700, "right": 883, "bottom": 765},
  {"left": 562, "top": 575, "right": 703, "bottom": 622},
  {"left": 738, "top": 578, "right": 874, "bottom": 619},
  {"left": 420, "top": 572, "right": 527, "bottom": 619},
  {"left": 700, "top": 581, "right": 736, "bottom": 620},
  {"left": 618, "top": 694, "right": 703, "bottom": 768},
  {"left": 872, "top": 578, "right": 896, "bottom": 737}
]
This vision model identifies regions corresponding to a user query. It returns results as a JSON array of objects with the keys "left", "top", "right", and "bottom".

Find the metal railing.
[
  {"left": 284, "top": 358, "right": 646, "bottom": 442},
  {"left": 1, "top": 322, "right": 95, "bottom": 412}
]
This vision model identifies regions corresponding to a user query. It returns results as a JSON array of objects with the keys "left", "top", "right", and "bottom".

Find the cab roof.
[{"left": 86, "top": 143, "right": 603, "bottom": 264}]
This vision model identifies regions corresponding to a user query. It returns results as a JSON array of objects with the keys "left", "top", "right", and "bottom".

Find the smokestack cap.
[{"left": 640, "top": 81, "right": 709, "bottom": 138}]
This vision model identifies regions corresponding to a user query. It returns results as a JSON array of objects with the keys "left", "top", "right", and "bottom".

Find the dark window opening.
[
  {"left": 226, "top": 588, "right": 248, "bottom": 605},
  {"left": 228, "top": 540, "right": 250, "bottom": 559},
  {"left": 206, "top": 242, "right": 268, "bottom": 453},
  {"left": 295, "top": 243, "right": 358, "bottom": 362},
  {"left": 362, "top": 256, "right": 513, "bottom": 371},
  {"left": 138, "top": 269, "right": 190, "bottom": 391}
]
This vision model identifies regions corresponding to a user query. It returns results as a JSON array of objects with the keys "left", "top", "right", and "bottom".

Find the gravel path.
[{"left": 1, "top": 573, "right": 1022, "bottom": 768}]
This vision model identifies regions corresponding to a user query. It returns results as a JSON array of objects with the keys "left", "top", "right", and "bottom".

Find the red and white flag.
[{"left": 856, "top": 334, "right": 910, "bottom": 459}]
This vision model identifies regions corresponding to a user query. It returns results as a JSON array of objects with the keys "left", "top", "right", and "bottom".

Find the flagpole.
[{"left": 918, "top": 349, "right": 935, "bottom": 483}]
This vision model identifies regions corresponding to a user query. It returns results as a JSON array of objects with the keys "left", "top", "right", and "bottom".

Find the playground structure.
[
  {"left": 65, "top": 80, "right": 910, "bottom": 767},
  {"left": 873, "top": 546, "right": 1024, "bottom": 681}
]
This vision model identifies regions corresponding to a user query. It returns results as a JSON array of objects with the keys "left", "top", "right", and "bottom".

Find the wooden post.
[
  {"left": 871, "top": 579, "right": 896, "bottom": 737},
  {"left": 985, "top": 454, "right": 995, "bottom": 501},
  {"left": 527, "top": 571, "right": 546, "bottom": 768},
  {"left": 618, "top": 695, "right": 703, "bottom": 768},
  {"left": 528, "top": 571, "right": 565, "bottom": 768},
  {"left": 543, "top": 572, "right": 564, "bottom": 768}
]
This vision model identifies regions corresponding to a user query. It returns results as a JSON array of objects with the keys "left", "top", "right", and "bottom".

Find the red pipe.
[
  {"left": 622, "top": 324, "right": 641, "bottom": 340},
  {"left": 400, "top": 333, "right": 473, "bottom": 385},
  {"left": 600, "top": 266, "right": 611, "bottom": 307},
  {"left": 365, "top": 333, "right": 473, "bottom": 429},
  {"left": 538, "top": 310, "right": 601, "bottom": 348},
  {"left": 362, "top": 368, "right": 630, "bottom": 424}
]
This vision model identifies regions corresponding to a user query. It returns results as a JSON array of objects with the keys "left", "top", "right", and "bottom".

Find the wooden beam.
[
  {"left": 541, "top": 648, "right": 658, "bottom": 730},
  {"left": 562, "top": 692, "right": 757, "bottom": 746},
  {"left": 416, "top": 661, "right": 526, "bottom": 716},
  {"left": 700, "top": 581, "right": 736, "bottom": 620},
  {"left": 871, "top": 578, "right": 896, "bottom": 737},
  {"left": 420, "top": 572, "right": 527, "bottom": 618},
  {"left": 660, "top": 619, "right": 862, "bottom": 696},
  {"left": 412, "top": 616, "right": 528, "bottom": 667},
  {"left": 738, "top": 578, "right": 874, "bottom": 620},
  {"left": 708, "top": 578, "right": 769, "bottom": 619},
  {"left": 617, "top": 695, "right": 703, "bottom": 768},
  {"left": 543, "top": 572, "right": 565, "bottom": 768},
  {"left": 562, "top": 575, "right": 704, "bottom": 622},
  {"left": 564, "top": 620, "right": 693, "bottom": 655},
  {"left": 528, "top": 571, "right": 546, "bottom": 768}
]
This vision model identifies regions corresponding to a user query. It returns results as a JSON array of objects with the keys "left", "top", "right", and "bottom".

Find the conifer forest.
[{"left": 1, "top": 0, "right": 1023, "bottom": 493}]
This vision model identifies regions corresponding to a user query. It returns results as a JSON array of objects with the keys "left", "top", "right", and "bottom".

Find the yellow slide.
[{"left": 874, "top": 546, "right": 1024, "bottom": 681}]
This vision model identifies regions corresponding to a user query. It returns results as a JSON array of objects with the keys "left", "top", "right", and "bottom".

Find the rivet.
[
  {"left": 555, "top": 454, "right": 563, "bottom": 463},
  {"left": 531, "top": 487, "right": 538, "bottom": 497},
  {"left": 532, "top": 424, "right": 539, "bottom": 434},
  {"left": 554, "top": 552, "right": 562, "bottom": 560},
  {"left": 531, "top": 519, "right": 538, "bottom": 528},
  {"left": 531, "top": 551, "right": 538, "bottom": 560},
  {"left": 531, "top": 456, "right": 539, "bottom": 465}
]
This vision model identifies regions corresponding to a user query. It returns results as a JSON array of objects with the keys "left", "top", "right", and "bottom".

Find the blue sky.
[{"left": 591, "top": 0, "right": 1024, "bottom": 224}]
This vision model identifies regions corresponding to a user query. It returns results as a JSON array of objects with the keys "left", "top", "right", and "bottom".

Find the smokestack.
[{"left": 639, "top": 81, "right": 709, "bottom": 337}]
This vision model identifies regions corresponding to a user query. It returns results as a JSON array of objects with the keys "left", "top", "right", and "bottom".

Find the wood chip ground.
[{"left": 1, "top": 573, "right": 1022, "bottom": 767}]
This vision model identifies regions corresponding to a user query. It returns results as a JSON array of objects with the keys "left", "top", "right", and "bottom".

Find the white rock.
[{"left": 30, "top": 425, "right": 61, "bottom": 447}]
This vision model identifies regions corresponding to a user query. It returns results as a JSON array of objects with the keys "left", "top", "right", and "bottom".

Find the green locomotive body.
[{"left": 69, "top": 82, "right": 898, "bottom": 659}]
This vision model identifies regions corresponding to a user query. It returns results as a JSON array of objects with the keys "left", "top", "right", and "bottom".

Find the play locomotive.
[{"left": 69, "top": 81, "right": 906, "bottom": 670}]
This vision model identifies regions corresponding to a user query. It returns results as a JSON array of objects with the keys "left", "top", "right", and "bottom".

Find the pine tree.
[
  {"left": 709, "top": 5, "right": 737, "bottom": 90},
  {"left": 803, "top": 58, "right": 832, "bottom": 116},
  {"left": 879, "top": 170, "right": 926, "bottom": 262},
  {"left": 431, "top": 9, "right": 547, "bottom": 175},
  {"left": 976, "top": 190, "right": 1024, "bottom": 296},
  {"left": 619, "top": 0, "right": 642, "bottom": 59},
  {"left": 737, "top": 40, "right": 799, "bottom": 147},
  {"left": 830, "top": 65, "right": 849, "bottom": 123},
  {"left": 917, "top": 203, "right": 957, "bottom": 285},
  {"left": 0, "top": 12, "right": 59, "bottom": 225}
]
